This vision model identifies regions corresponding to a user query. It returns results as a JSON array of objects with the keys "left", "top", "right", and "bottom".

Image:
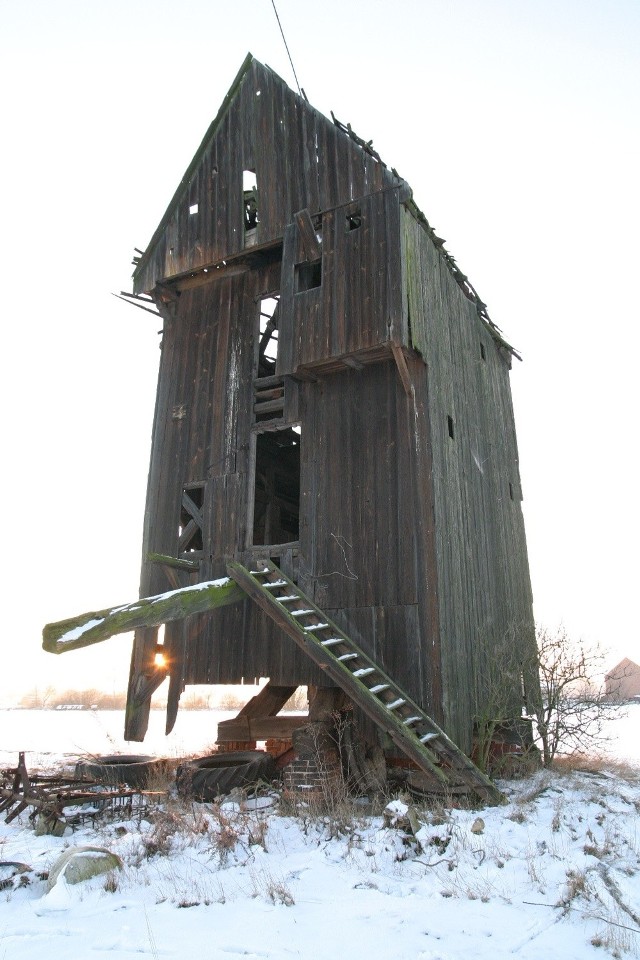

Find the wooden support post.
[
  {"left": 216, "top": 682, "right": 303, "bottom": 743},
  {"left": 391, "top": 342, "right": 414, "bottom": 399}
]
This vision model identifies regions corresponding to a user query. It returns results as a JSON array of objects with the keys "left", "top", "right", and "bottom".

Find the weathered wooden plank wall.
[
  {"left": 401, "top": 204, "right": 535, "bottom": 750},
  {"left": 278, "top": 188, "right": 402, "bottom": 372},
  {"left": 133, "top": 260, "right": 443, "bottom": 702},
  {"left": 133, "top": 59, "right": 396, "bottom": 295}
]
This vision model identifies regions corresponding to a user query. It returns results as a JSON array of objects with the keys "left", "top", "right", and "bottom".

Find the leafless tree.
[{"left": 531, "top": 626, "right": 624, "bottom": 767}]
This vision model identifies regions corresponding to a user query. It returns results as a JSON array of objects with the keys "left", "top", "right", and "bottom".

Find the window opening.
[
  {"left": 295, "top": 260, "right": 322, "bottom": 293},
  {"left": 252, "top": 428, "right": 301, "bottom": 546},
  {"left": 189, "top": 203, "right": 199, "bottom": 216},
  {"left": 509, "top": 482, "right": 515, "bottom": 501},
  {"left": 447, "top": 415, "right": 455, "bottom": 440},
  {"left": 179, "top": 483, "right": 205, "bottom": 555},
  {"left": 345, "top": 209, "right": 362, "bottom": 231},
  {"left": 256, "top": 295, "right": 280, "bottom": 379},
  {"left": 480, "top": 342, "right": 487, "bottom": 361},
  {"left": 243, "top": 169, "right": 258, "bottom": 241}
]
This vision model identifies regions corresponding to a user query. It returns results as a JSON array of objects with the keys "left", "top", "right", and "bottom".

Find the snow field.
[{"left": 2, "top": 764, "right": 640, "bottom": 959}]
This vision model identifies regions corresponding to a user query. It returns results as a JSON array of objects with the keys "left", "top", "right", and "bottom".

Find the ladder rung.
[
  {"left": 290, "top": 609, "right": 314, "bottom": 616},
  {"left": 420, "top": 732, "right": 439, "bottom": 743},
  {"left": 353, "top": 667, "right": 375, "bottom": 677},
  {"left": 304, "top": 622, "right": 329, "bottom": 631},
  {"left": 321, "top": 638, "right": 343, "bottom": 646},
  {"left": 403, "top": 716, "right": 421, "bottom": 726},
  {"left": 277, "top": 595, "right": 300, "bottom": 602},
  {"left": 250, "top": 569, "right": 270, "bottom": 575},
  {"left": 264, "top": 580, "right": 288, "bottom": 588},
  {"left": 337, "top": 653, "right": 358, "bottom": 661},
  {"left": 386, "top": 698, "right": 406, "bottom": 711},
  {"left": 370, "top": 684, "right": 389, "bottom": 694}
]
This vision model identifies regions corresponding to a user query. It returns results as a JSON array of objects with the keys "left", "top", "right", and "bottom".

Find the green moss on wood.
[{"left": 43, "top": 579, "right": 244, "bottom": 655}]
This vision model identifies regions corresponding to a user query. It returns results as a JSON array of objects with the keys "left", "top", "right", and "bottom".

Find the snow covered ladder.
[{"left": 228, "top": 559, "right": 503, "bottom": 805}]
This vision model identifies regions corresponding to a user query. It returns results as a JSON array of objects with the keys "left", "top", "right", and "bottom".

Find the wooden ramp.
[{"left": 228, "top": 560, "right": 503, "bottom": 805}]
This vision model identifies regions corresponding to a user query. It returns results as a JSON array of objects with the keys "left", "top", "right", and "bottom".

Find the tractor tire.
[
  {"left": 75, "top": 754, "right": 165, "bottom": 789},
  {"left": 176, "top": 751, "right": 276, "bottom": 801}
]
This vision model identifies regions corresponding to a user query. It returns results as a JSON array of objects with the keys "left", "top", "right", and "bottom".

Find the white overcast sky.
[{"left": 1, "top": 0, "right": 638, "bottom": 701}]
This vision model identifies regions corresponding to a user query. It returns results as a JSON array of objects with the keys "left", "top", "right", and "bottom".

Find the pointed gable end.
[{"left": 133, "top": 55, "right": 397, "bottom": 295}]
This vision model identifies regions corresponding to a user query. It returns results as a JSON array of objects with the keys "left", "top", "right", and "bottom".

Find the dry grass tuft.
[{"left": 553, "top": 754, "right": 640, "bottom": 782}]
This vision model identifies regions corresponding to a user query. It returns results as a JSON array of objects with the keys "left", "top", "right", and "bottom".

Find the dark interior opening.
[
  {"left": 447, "top": 415, "right": 455, "bottom": 440},
  {"left": 345, "top": 210, "right": 362, "bottom": 231},
  {"left": 253, "top": 428, "right": 301, "bottom": 546},
  {"left": 295, "top": 260, "right": 322, "bottom": 293}
]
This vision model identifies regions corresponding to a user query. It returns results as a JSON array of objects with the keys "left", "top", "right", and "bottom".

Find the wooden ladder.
[{"left": 228, "top": 560, "right": 503, "bottom": 805}]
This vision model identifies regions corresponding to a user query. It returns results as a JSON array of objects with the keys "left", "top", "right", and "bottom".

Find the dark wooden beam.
[
  {"left": 235, "top": 682, "right": 297, "bottom": 719},
  {"left": 391, "top": 342, "right": 414, "bottom": 398},
  {"left": 216, "top": 715, "right": 305, "bottom": 740}
]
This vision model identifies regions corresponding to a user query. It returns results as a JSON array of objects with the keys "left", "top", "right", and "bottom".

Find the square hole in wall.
[
  {"left": 295, "top": 260, "right": 322, "bottom": 293},
  {"left": 189, "top": 203, "right": 199, "bottom": 215},
  {"left": 345, "top": 210, "right": 362, "bottom": 231}
]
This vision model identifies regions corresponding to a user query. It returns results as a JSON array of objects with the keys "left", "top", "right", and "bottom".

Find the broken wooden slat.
[
  {"left": 147, "top": 552, "right": 200, "bottom": 572},
  {"left": 294, "top": 208, "right": 322, "bottom": 263},
  {"left": 42, "top": 578, "right": 244, "bottom": 654}
]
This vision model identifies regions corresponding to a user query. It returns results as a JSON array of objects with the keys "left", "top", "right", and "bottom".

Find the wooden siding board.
[
  {"left": 302, "top": 364, "right": 417, "bottom": 612},
  {"left": 300, "top": 104, "right": 320, "bottom": 217},
  {"left": 279, "top": 190, "right": 402, "bottom": 372}
]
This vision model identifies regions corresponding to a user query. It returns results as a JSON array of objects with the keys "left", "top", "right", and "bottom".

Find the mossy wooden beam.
[{"left": 42, "top": 578, "right": 245, "bottom": 655}]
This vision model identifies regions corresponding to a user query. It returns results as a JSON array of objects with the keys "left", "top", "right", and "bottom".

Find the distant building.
[{"left": 605, "top": 658, "right": 640, "bottom": 700}]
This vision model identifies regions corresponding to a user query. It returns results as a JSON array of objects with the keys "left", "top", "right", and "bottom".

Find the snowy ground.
[{"left": 1, "top": 709, "right": 639, "bottom": 959}]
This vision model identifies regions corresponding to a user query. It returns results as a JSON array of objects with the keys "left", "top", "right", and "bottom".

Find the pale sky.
[{"left": 1, "top": 0, "right": 638, "bottom": 702}]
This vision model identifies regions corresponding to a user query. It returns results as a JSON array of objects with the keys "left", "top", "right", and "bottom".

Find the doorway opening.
[{"left": 252, "top": 427, "right": 301, "bottom": 547}]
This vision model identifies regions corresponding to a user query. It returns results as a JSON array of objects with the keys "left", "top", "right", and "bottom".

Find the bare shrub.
[
  {"left": 531, "top": 627, "right": 626, "bottom": 767},
  {"left": 103, "top": 872, "right": 119, "bottom": 893},
  {"left": 141, "top": 808, "right": 184, "bottom": 858}
]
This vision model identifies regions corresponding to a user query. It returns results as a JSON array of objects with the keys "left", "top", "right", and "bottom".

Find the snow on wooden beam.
[{"left": 42, "top": 578, "right": 245, "bottom": 654}]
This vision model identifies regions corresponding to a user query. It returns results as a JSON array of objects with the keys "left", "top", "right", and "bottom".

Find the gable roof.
[
  {"left": 605, "top": 657, "right": 640, "bottom": 679},
  {"left": 131, "top": 55, "right": 516, "bottom": 356}
]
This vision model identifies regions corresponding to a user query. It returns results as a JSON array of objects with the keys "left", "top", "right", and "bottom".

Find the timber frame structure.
[{"left": 45, "top": 54, "right": 538, "bottom": 795}]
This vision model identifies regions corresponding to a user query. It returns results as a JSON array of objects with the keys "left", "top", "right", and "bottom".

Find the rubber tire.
[
  {"left": 176, "top": 751, "right": 276, "bottom": 801},
  {"left": 75, "top": 754, "right": 164, "bottom": 788}
]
